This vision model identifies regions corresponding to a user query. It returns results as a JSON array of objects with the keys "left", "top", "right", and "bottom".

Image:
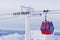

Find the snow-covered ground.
[
  {"left": 31, "top": 30, "right": 60, "bottom": 40},
  {"left": 31, "top": 30, "right": 46, "bottom": 40},
  {"left": 0, "top": 33, "right": 25, "bottom": 40},
  {"left": 0, "top": 30, "right": 60, "bottom": 40}
]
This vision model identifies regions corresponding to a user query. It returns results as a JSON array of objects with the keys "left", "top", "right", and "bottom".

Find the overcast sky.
[{"left": 0, "top": 0, "right": 60, "bottom": 30}]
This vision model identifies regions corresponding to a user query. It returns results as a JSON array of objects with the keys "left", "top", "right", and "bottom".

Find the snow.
[
  {"left": 31, "top": 30, "right": 46, "bottom": 40},
  {"left": 0, "top": 30, "right": 60, "bottom": 40},
  {"left": 31, "top": 30, "right": 60, "bottom": 40},
  {"left": 0, "top": 33, "right": 24, "bottom": 40}
]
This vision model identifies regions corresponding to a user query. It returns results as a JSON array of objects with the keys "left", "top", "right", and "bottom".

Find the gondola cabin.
[{"left": 40, "top": 21, "right": 54, "bottom": 35}]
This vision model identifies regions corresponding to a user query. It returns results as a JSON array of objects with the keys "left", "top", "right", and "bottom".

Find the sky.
[{"left": 0, "top": 0, "right": 60, "bottom": 30}]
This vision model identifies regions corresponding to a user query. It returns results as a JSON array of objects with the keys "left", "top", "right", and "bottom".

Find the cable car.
[
  {"left": 40, "top": 21, "right": 54, "bottom": 34},
  {"left": 40, "top": 10, "right": 54, "bottom": 35}
]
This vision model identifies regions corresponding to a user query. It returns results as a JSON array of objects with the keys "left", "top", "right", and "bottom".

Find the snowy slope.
[
  {"left": 31, "top": 30, "right": 60, "bottom": 40},
  {"left": 0, "top": 33, "right": 24, "bottom": 40}
]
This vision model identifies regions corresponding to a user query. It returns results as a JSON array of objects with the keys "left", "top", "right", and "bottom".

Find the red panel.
[{"left": 41, "top": 30, "right": 52, "bottom": 34}]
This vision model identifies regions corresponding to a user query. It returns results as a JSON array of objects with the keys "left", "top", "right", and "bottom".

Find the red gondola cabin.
[{"left": 40, "top": 21, "right": 54, "bottom": 35}]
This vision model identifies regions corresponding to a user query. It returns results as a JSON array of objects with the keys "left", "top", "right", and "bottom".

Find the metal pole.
[
  {"left": 45, "top": 12, "right": 47, "bottom": 21},
  {"left": 43, "top": 10, "right": 49, "bottom": 21},
  {"left": 25, "top": 15, "right": 31, "bottom": 40}
]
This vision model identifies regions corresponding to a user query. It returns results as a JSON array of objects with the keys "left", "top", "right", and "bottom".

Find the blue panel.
[{"left": 49, "top": 22, "right": 54, "bottom": 32}]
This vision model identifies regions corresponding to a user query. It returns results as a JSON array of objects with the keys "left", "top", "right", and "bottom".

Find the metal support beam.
[{"left": 25, "top": 15, "right": 31, "bottom": 40}]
